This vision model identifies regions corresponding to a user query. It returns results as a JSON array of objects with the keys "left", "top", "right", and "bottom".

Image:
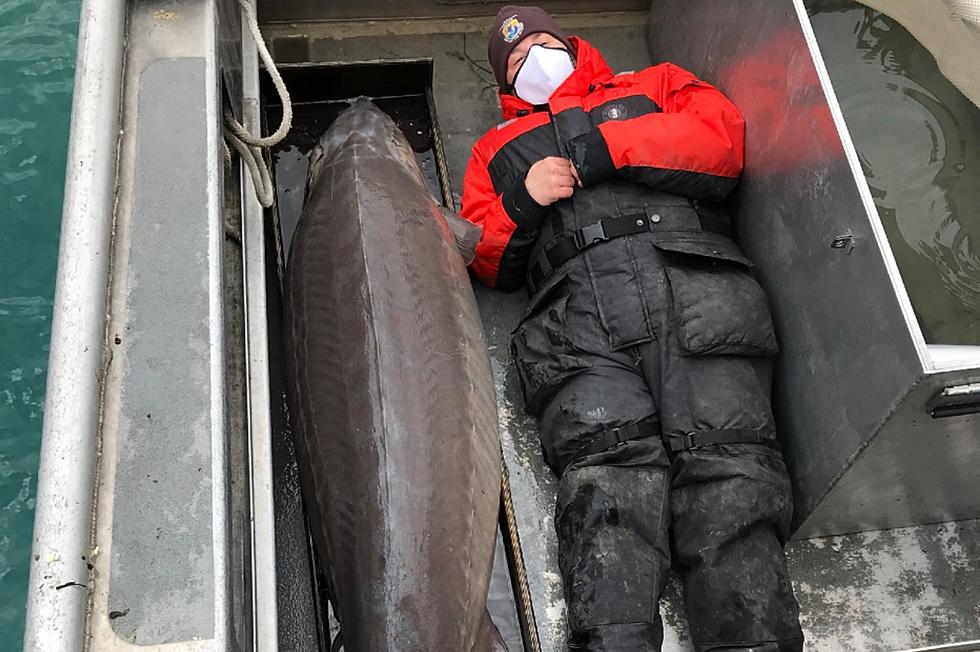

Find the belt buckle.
[
  {"left": 575, "top": 221, "right": 606, "bottom": 249},
  {"left": 609, "top": 426, "right": 624, "bottom": 445}
]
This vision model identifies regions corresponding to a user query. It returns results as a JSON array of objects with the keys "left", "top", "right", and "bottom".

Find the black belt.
[
  {"left": 528, "top": 208, "right": 734, "bottom": 293},
  {"left": 667, "top": 427, "right": 780, "bottom": 453},
  {"left": 569, "top": 416, "right": 661, "bottom": 468}
]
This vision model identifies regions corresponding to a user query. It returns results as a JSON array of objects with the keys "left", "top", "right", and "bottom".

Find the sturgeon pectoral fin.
[{"left": 441, "top": 206, "right": 484, "bottom": 266}]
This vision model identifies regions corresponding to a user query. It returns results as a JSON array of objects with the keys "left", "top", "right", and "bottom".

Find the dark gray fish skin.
[{"left": 284, "top": 99, "right": 503, "bottom": 652}]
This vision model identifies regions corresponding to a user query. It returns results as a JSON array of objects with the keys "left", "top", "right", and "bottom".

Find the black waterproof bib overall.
[{"left": 512, "top": 198, "right": 805, "bottom": 651}]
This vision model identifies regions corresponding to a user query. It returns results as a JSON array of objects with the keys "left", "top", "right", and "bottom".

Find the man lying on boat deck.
[{"left": 461, "top": 6, "right": 805, "bottom": 651}]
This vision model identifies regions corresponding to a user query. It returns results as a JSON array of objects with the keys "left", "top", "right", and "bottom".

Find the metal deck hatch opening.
[{"left": 262, "top": 60, "right": 453, "bottom": 256}]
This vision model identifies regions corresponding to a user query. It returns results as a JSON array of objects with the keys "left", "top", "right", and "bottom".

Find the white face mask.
[{"left": 513, "top": 44, "right": 575, "bottom": 106}]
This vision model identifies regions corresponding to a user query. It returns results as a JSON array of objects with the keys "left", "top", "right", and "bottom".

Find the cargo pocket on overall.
[
  {"left": 512, "top": 272, "right": 590, "bottom": 415},
  {"left": 654, "top": 239, "right": 779, "bottom": 357}
]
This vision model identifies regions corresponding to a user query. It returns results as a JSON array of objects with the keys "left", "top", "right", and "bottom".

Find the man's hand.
[{"left": 524, "top": 157, "right": 580, "bottom": 206}]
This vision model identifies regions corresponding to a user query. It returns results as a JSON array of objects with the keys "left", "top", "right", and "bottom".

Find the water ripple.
[
  {"left": 0, "top": 0, "right": 80, "bottom": 643},
  {"left": 811, "top": 4, "right": 980, "bottom": 344}
]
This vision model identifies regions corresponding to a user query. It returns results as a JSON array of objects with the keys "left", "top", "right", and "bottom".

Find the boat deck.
[
  {"left": 261, "top": 13, "right": 980, "bottom": 651},
  {"left": 26, "top": 2, "right": 979, "bottom": 650}
]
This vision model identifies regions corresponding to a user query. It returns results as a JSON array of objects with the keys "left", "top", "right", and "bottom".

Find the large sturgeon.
[{"left": 283, "top": 99, "right": 504, "bottom": 651}]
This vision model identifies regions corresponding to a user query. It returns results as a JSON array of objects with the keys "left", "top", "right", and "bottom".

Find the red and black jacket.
[{"left": 461, "top": 37, "right": 746, "bottom": 347}]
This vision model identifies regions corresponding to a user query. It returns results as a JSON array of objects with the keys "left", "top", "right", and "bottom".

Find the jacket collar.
[{"left": 498, "top": 37, "right": 615, "bottom": 120}]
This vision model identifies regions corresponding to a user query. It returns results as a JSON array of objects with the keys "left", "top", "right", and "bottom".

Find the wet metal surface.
[
  {"left": 647, "top": 0, "right": 980, "bottom": 538},
  {"left": 477, "top": 284, "right": 568, "bottom": 650},
  {"left": 263, "top": 187, "right": 320, "bottom": 650},
  {"left": 787, "top": 520, "right": 980, "bottom": 650},
  {"left": 489, "top": 533, "right": 525, "bottom": 651},
  {"left": 268, "top": 13, "right": 980, "bottom": 651}
]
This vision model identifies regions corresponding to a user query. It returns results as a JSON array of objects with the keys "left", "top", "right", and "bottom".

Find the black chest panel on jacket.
[
  {"left": 487, "top": 122, "right": 562, "bottom": 196},
  {"left": 486, "top": 110, "right": 727, "bottom": 350}
]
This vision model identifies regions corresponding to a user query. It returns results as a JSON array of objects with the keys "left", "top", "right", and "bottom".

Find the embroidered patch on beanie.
[{"left": 500, "top": 15, "right": 524, "bottom": 43}]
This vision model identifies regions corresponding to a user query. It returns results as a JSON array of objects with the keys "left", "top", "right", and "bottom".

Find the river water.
[
  {"left": 0, "top": 0, "right": 79, "bottom": 643},
  {"left": 808, "top": 0, "right": 980, "bottom": 344}
]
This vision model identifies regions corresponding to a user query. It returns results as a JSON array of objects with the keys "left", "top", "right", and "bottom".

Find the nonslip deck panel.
[{"left": 108, "top": 57, "right": 215, "bottom": 644}]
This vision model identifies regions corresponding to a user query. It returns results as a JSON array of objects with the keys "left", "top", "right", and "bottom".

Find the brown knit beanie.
[{"left": 487, "top": 6, "right": 574, "bottom": 88}]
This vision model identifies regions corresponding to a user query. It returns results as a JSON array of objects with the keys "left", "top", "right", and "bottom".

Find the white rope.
[{"left": 223, "top": 0, "right": 292, "bottom": 207}]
